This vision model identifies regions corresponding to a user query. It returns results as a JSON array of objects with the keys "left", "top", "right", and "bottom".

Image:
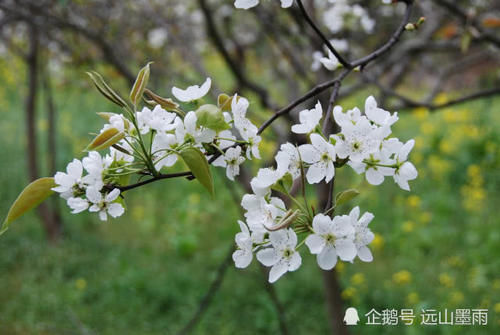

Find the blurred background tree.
[{"left": 0, "top": 0, "right": 499, "bottom": 334}]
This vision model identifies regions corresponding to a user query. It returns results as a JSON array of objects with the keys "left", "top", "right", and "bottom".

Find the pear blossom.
[
  {"left": 67, "top": 197, "right": 89, "bottom": 214},
  {"left": 86, "top": 187, "right": 125, "bottom": 221},
  {"left": 82, "top": 151, "right": 112, "bottom": 190},
  {"left": 152, "top": 133, "right": 179, "bottom": 170},
  {"left": 291, "top": 101, "right": 323, "bottom": 134},
  {"left": 245, "top": 134, "right": 261, "bottom": 159},
  {"left": 333, "top": 115, "right": 385, "bottom": 163},
  {"left": 232, "top": 220, "right": 254, "bottom": 268},
  {"left": 171, "top": 77, "right": 211, "bottom": 102},
  {"left": 136, "top": 105, "right": 177, "bottom": 134},
  {"left": 231, "top": 95, "right": 258, "bottom": 139},
  {"left": 275, "top": 142, "right": 302, "bottom": 179},
  {"left": 250, "top": 167, "right": 284, "bottom": 196},
  {"left": 319, "top": 49, "right": 340, "bottom": 71},
  {"left": 257, "top": 229, "right": 301, "bottom": 283},
  {"left": 212, "top": 146, "right": 246, "bottom": 181},
  {"left": 52, "top": 159, "right": 85, "bottom": 199},
  {"left": 348, "top": 207, "right": 375, "bottom": 262},
  {"left": 332, "top": 106, "right": 362, "bottom": 128},
  {"left": 101, "top": 114, "right": 127, "bottom": 133},
  {"left": 390, "top": 139, "right": 418, "bottom": 191},
  {"left": 305, "top": 214, "right": 357, "bottom": 270},
  {"left": 299, "top": 134, "right": 336, "bottom": 184},
  {"left": 177, "top": 111, "right": 216, "bottom": 144},
  {"left": 348, "top": 150, "right": 395, "bottom": 186},
  {"left": 216, "top": 130, "right": 237, "bottom": 149},
  {"left": 234, "top": 0, "right": 293, "bottom": 10},
  {"left": 241, "top": 194, "right": 286, "bottom": 232},
  {"left": 109, "top": 140, "right": 134, "bottom": 164},
  {"left": 364, "top": 96, "right": 398, "bottom": 137}
]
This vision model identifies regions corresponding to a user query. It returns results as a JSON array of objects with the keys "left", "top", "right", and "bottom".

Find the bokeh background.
[{"left": 0, "top": 0, "right": 499, "bottom": 334}]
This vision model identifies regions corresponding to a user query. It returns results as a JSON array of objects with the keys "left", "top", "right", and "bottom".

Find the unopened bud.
[{"left": 405, "top": 23, "right": 416, "bottom": 31}]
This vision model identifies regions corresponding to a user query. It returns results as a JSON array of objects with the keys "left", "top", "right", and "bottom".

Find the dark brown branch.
[
  {"left": 117, "top": 171, "right": 193, "bottom": 193},
  {"left": 351, "top": 1, "right": 414, "bottom": 69},
  {"left": 296, "top": 0, "right": 351, "bottom": 69}
]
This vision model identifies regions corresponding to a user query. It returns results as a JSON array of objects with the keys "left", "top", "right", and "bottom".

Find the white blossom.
[
  {"left": 241, "top": 194, "right": 286, "bottom": 232},
  {"left": 250, "top": 167, "right": 284, "bottom": 196},
  {"left": 319, "top": 49, "right": 340, "bottom": 71},
  {"left": 136, "top": 105, "right": 177, "bottom": 134},
  {"left": 276, "top": 142, "right": 302, "bottom": 179},
  {"left": 82, "top": 151, "right": 112, "bottom": 190},
  {"left": 152, "top": 133, "right": 179, "bottom": 170},
  {"left": 299, "top": 134, "right": 336, "bottom": 184},
  {"left": 291, "top": 101, "right": 323, "bottom": 134},
  {"left": 364, "top": 96, "right": 398, "bottom": 137},
  {"left": 212, "top": 146, "right": 246, "bottom": 181},
  {"left": 257, "top": 229, "right": 301, "bottom": 283},
  {"left": 390, "top": 139, "right": 418, "bottom": 191},
  {"left": 171, "top": 77, "right": 211, "bottom": 102},
  {"left": 86, "top": 187, "right": 124, "bottom": 221},
  {"left": 348, "top": 207, "right": 375, "bottom": 262},
  {"left": 177, "top": 111, "right": 216, "bottom": 144},
  {"left": 305, "top": 213, "right": 357, "bottom": 270},
  {"left": 234, "top": 0, "right": 292, "bottom": 10},
  {"left": 67, "top": 197, "right": 89, "bottom": 214},
  {"left": 53, "top": 159, "right": 85, "bottom": 199},
  {"left": 333, "top": 114, "right": 385, "bottom": 163},
  {"left": 232, "top": 220, "right": 253, "bottom": 268}
]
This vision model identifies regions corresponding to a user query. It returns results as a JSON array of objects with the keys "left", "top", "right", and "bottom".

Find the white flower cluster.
[
  {"left": 53, "top": 78, "right": 262, "bottom": 220},
  {"left": 323, "top": 0, "right": 375, "bottom": 34},
  {"left": 233, "top": 96, "right": 417, "bottom": 282},
  {"left": 52, "top": 152, "right": 124, "bottom": 221},
  {"left": 234, "top": 0, "right": 293, "bottom": 10}
]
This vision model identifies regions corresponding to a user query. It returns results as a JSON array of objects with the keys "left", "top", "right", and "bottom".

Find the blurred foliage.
[{"left": 0, "top": 47, "right": 499, "bottom": 335}]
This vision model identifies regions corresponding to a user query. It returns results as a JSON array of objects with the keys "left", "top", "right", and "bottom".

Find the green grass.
[{"left": 0, "top": 57, "right": 499, "bottom": 334}]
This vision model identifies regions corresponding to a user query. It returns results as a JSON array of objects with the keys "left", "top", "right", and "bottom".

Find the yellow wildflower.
[{"left": 393, "top": 270, "right": 412, "bottom": 285}]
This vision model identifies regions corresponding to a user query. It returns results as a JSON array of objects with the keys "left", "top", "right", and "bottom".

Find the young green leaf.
[
  {"left": 335, "top": 189, "right": 360, "bottom": 207},
  {"left": 85, "top": 127, "right": 125, "bottom": 152},
  {"left": 179, "top": 147, "right": 214, "bottom": 196},
  {"left": 195, "top": 104, "right": 230, "bottom": 132},
  {"left": 130, "top": 62, "right": 152, "bottom": 106},
  {"left": 2, "top": 177, "right": 56, "bottom": 234},
  {"left": 86, "top": 71, "right": 128, "bottom": 108}
]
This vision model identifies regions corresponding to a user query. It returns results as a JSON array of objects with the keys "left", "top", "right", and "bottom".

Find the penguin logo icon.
[{"left": 344, "top": 307, "right": 360, "bottom": 325}]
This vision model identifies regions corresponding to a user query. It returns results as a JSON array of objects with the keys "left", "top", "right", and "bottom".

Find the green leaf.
[
  {"left": 86, "top": 71, "right": 128, "bottom": 108},
  {"left": 179, "top": 147, "right": 214, "bottom": 196},
  {"left": 85, "top": 127, "right": 125, "bottom": 151},
  {"left": 143, "top": 89, "right": 181, "bottom": 114},
  {"left": 130, "top": 62, "right": 152, "bottom": 106},
  {"left": 271, "top": 173, "right": 293, "bottom": 195},
  {"left": 195, "top": 104, "right": 230, "bottom": 132},
  {"left": 217, "top": 93, "right": 239, "bottom": 112},
  {"left": 335, "top": 189, "right": 360, "bottom": 207},
  {"left": 2, "top": 177, "right": 56, "bottom": 234}
]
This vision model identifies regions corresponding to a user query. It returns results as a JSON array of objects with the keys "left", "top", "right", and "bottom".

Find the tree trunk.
[
  {"left": 25, "top": 24, "right": 62, "bottom": 242},
  {"left": 43, "top": 58, "right": 63, "bottom": 237}
]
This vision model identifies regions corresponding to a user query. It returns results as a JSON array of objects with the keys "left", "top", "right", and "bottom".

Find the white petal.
[
  {"left": 357, "top": 246, "right": 373, "bottom": 262},
  {"left": 98, "top": 210, "right": 107, "bottom": 221},
  {"left": 256, "top": 248, "right": 278, "bottom": 267},
  {"left": 107, "top": 203, "right": 125, "bottom": 218},
  {"left": 298, "top": 144, "right": 319, "bottom": 163},
  {"left": 305, "top": 234, "right": 325, "bottom": 254},
  {"left": 85, "top": 187, "right": 102, "bottom": 204},
  {"left": 306, "top": 163, "right": 325, "bottom": 184},
  {"left": 269, "top": 260, "right": 288, "bottom": 283},
  {"left": 105, "top": 188, "right": 120, "bottom": 202},
  {"left": 233, "top": 250, "right": 253, "bottom": 268},
  {"left": 317, "top": 246, "right": 337, "bottom": 270},
  {"left": 366, "top": 168, "right": 384, "bottom": 185},
  {"left": 288, "top": 252, "right": 302, "bottom": 271},
  {"left": 335, "top": 239, "right": 357, "bottom": 261}
]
